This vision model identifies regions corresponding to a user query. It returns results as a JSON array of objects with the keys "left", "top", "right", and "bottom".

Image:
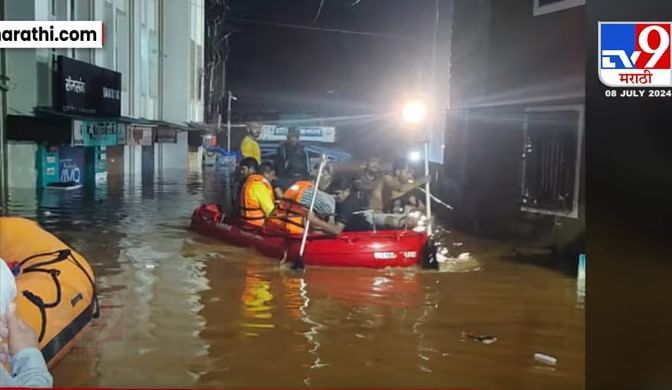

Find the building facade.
[
  {"left": 438, "top": 0, "right": 585, "bottom": 256},
  {"left": 0, "top": 0, "right": 205, "bottom": 193}
]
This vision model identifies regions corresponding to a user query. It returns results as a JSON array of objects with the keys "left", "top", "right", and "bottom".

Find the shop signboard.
[
  {"left": 53, "top": 55, "right": 121, "bottom": 117},
  {"left": 37, "top": 145, "right": 60, "bottom": 187},
  {"left": 155, "top": 127, "right": 178, "bottom": 143},
  {"left": 94, "top": 146, "right": 108, "bottom": 184},
  {"left": 116, "top": 123, "right": 127, "bottom": 145},
  {"left": 59, "top": 146, "right": 86, "bottom": 184},
  {"left": 127, "top": 125, "right": 154, "bottom": 146},
  {"left": 72, "top": 120, "right": 118, "bottom": 146},
  {"left": 258, "top": 126, "right": 336, "bottom": 143}
]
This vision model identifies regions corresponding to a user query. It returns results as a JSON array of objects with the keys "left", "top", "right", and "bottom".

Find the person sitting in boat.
[
  {"left": 353, "top": 154, "right": 382, "bottom": 202},
  {"left": 232, "top": 157, "right": 260, "bottom": 210},
  {"left": 266, "top": 164, "right": 342, "bottom": 236},
  {"left": 0, "top": 260, "right": 53, "bottom": 387},
  {"left": 382, "top": 158, "right": 429, "bottom": 212},
  {"left": 331, "top": 178, "right": 373, "bottom": 232},
  {"left": 366, "top": 158, "right": 429, "bottom": 229},
  {"left": 239, "top": 162, "right": 277, "bottom": 227}
]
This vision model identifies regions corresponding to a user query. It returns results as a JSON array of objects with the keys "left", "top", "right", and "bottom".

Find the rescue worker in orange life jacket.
[
  {"left": 230, "top": 157, "right": 259, "bottom": 220},
  {"left": 239, "top": 162, "right": 277, "bottom": 226},
  {"left": 266, "top": 164, "right": 342, "bottom": 236}
]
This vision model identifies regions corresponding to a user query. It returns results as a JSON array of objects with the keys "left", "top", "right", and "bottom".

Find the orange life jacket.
[
  {"left": 240, "top": 174, "right": 274, "bottom": 226},
  {"left": 266, "top": 180, "right": 312, "bottom": 235}
]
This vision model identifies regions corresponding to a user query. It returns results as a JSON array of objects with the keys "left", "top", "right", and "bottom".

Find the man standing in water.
[
  {"left": 240, "top": 122, "right": 262, "bottom": 164},
  {"left": 274, "top": 127, "right": 311, "bottom": 190}
]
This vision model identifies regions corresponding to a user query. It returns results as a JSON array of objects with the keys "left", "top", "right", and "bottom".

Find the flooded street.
[{"left": 6, "top": 169, "right": 584, "bottom": 389}]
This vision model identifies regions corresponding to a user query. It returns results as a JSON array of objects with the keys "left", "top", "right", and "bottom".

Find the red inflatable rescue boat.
[{"left": 189, "top": 204, "right": 429, "bottom": 269}]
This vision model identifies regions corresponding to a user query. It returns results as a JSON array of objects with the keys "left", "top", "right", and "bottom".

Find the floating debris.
[
  {"left": 457, "top": 252, "right": 472, "bottom": 260},
  {"left": 533, "top": 365, "right": 557, "bottom": 372},
  {"left": 438, "top": 252, "right": 482, "bottom": 273},
  {"left": 452, "top": 242, "right": 464, "bottom": 248},
  {"left": 419, "top": 365, "right": 432, "bottom": 373},
  {"left": 463, "top": 332, "right": 498, "bottom": 344},
  {"left": 534, "top": 353, "right": 557, "bottom": 366}
]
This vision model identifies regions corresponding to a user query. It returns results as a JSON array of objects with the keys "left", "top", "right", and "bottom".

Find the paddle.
[{"left": 291, "top": 153, "right": 328, "bottom": 270}]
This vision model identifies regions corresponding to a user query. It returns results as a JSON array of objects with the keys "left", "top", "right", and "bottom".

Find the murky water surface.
[{"left": 6, "top": 169, "right": 584, "bottom": 389}]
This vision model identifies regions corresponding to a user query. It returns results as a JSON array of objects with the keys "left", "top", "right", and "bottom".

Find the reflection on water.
[
  {"left": 5, "top": 169, "right": 584, "bottom": 389},
  {"left": 240, "top": 267, "right": 275, "bottom": 336}
]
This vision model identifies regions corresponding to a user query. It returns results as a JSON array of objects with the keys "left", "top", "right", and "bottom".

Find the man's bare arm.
[
  {"left": 384, "top": 175, "right": 430, "bottom": 199},
  {"left": 308, "top": 214, "right": 343, "bottom": 236}
]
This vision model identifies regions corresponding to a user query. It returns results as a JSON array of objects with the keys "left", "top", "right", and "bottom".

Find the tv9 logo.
[{"left": 599, "top": 22, "right": 672, "bottom": 87}]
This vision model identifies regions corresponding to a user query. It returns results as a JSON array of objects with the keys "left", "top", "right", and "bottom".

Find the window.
[
  {"left": 190, "top": 0, "right": 204, "bottom": 103},
  {"left": 116, "top": 7, "right": 129, "bottom": 92},
  {"left": 140, "top": 0, "right": 148, "bottom": 99},
  {"left": 521, "top": 105, "right": 584, "bottom": 218},
  {"left": 49, "top": 0, "right": 69, "bottom": 59},
  {"left": 102, "top": 1, "right": 115, "bottom": 69},
  {"left": 533, "top": 0, "right": 585, "bottom": 16},
  {"left": 138, "top": 0, "right": 159, "bottom": 115},
  {"left": 190, "top": 40, "right": 196, "bottom": 100},
  {"left": 74, "top": 0, "right": 92, "bottom": 62},
  {"left": 149, "top": 31, "right": 159, "bottom": 99},
  {"left": 196, "top": 43, "right": 203, "bottom": 101},
  {"left": 148, "top": 0, "right": 159, "bottom": 100},
  {"left": 52, "top": 0, "right": 67, "bottom": 19}
]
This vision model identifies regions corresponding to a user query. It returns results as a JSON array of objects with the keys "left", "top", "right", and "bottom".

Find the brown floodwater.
[{"left": 6, "top": 169, "right": 584, "bottom": 389}]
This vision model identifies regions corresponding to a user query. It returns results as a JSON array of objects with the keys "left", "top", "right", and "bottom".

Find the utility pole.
[
  {"left": 226, "top": 90, "right": 237, "bottom": 152},
  {"left": 423, "top": 0, "right": 441, "bottom": 236}
]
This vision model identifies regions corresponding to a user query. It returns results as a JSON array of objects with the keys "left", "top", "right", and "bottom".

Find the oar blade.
[{"left": 291, "top": 255, "right": 305, "bottom": 270}]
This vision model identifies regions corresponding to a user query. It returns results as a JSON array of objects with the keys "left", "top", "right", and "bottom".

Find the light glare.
[{"left": 401, "top": 100, "right": 428, "bottom": 125}]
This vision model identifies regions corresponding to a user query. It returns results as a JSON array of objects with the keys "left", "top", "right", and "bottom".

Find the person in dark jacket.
[
  {"left": 274, "top": 127, "right": 311, "bottom": 190},
  {"left": 330, "top": 178, "right": 373, "bottom": 232}
]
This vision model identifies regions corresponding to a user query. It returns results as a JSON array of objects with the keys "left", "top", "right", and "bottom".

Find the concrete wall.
[
  {"left": 7, "top": 142, "right": 37, "bottom": 188},
  {"left": 124, "top": 144, "right": 142, "bottom": 176},
  {"left": 158, "top": 0, "right": 203, "bottom": 175},
  {"left": 161, "top": 0, "right": 190, "bottom": 123},
  {"left": 189, "top": 0, "right": 204, "bottom": 122},
  {"left": 4, "top": 0, "right": 39, "bottom": 115},
  {"left": 158, "top": 131, "right": 188, "bottom": 171}
]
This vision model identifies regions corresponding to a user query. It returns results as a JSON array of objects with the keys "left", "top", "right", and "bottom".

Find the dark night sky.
[{"left": 225, "top": 0, "right": 438, "bottom": 116}]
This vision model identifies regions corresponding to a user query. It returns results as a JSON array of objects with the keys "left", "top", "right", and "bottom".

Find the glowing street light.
[
  {"left": 408, "top": 150, "right": 422, "bottom": 162},
  {"left": 401, "top": 99, "right": 428, "bottom": 125}
]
